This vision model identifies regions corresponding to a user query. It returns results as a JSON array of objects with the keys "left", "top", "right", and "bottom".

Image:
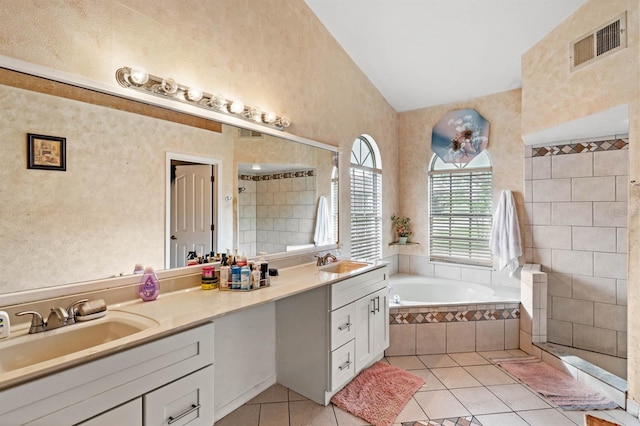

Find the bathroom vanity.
[{"left": 0, "top": 261, "right": 388, "bottom": 425}]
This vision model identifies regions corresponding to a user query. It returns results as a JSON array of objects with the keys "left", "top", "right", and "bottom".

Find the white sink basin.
[
  {"left": 320, "top": 260, "right": 370, "bottom": 274},
  {"left": 0, "top": 310, "right": 159, "bottom": 373}
]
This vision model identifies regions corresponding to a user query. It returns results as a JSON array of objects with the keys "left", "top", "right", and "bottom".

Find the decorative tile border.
[
  {"left": 389, "top": 306, "right": 519, "bottom": 324},
  {"left": 402, "top": 416, "right": 482, "bottom": 426},
  {"left": 238, "top": 169, "right": 314, "bottom": 181},
  {"left": 531, "top": 138, "right": 628, "bottom": 157}
]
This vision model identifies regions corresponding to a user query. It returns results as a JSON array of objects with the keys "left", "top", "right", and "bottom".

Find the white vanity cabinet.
[
  {"left": 0, "top": 322, "right": 214, "bottom": 426},
  {"left": 276, "top": 266, "right": 388, "bottom": 405}
]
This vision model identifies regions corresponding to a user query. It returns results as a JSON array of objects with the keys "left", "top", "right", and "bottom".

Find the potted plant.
[{"left": 391, "top": 215, "right": 412, "bottom": 244}]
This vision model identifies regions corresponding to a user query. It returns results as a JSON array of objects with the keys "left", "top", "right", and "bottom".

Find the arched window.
[
  {"left": 428, "top": 151, "right": 493, "bottom": 266},
  {"left": 350, "top": 135, "right": 382, "bottom": 260}
]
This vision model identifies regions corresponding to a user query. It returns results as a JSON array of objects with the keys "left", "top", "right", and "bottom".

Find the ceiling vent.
[{"left": 571, "top": 12, "right": 626, "bottom": 71}]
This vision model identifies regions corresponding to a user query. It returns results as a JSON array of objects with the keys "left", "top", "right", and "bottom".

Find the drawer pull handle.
[
  {"left": 338, "top": 360, "right": 352, "bottom": 371},
  {"left": 168, "top": 403, "right": 200, "bottom": 424},
  {"left": 375, "top": 295, "right": 380, "bottom": 313},
  {"left": 338, "top": 322, "right": 352, "bottom": 331},
  {"left": 370, "top": 298, "right": 376, "bottom": 314}
]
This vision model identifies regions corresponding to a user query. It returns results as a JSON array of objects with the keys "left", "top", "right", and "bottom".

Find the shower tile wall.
[
  {"left": 238, "top": 174, "right": 317, "bottom": 255},
  {"left": 524, "top": 138, "right": 628, "bottom": 359}
]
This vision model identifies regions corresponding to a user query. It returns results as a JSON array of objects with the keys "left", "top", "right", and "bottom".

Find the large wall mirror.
[{"left": 0, "top": 62, "right": 338, "bottom": 295}]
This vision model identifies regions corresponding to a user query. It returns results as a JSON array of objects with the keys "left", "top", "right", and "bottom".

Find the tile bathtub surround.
[
  {"left": 524, "top": 138, "right": 629, "bottom": 362},
  {"left": 214, "top": 352, "right": 640, "bottom": 426},
  {"left": 387, "top": 304, "right": 520, "bottom": 356}
]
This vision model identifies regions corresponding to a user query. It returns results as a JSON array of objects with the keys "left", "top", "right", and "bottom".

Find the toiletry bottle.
[
  {"left": 201, "top": 265, "right": 217, "bottom": 290},
  {"left": 240, "top": 265, "right": 250, "bottom": 290},
  {"left": 133, "top": 263, "right": 144, "bottom": 274},
  {"left": 231, "top": 265, "right": 240, "bottom": 289},
  {"left": 251, "top": 265, "right": 261, "bottom": 289},
  {"left": 219, "top": 264, "right": 229, "bottom": 289},
  {"left": 139, "top": 266, "right": 159, "bottom": 301}
]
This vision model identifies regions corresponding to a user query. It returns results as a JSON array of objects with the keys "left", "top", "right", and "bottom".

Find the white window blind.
[
  {"left": 331, "top": 166, "right": 339, "bottom": 244},
  {"left": 429, "top": 166, "right": 492, "bottom": 266},
  {"left": 350, "top": 166, "right": 382, "bottom": 260},
  {"left": 350, "top": 137, "right": 382, "bottom": 261}
]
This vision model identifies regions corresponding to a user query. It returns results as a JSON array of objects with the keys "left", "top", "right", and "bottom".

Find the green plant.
[{"left": 391, "top": 215, "right": 412, "bottom": 238}]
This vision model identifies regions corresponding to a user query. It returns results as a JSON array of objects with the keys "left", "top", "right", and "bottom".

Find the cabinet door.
[
  {"left": 354, "top": 295, "right": 374, "bottom": 371},
  {"left": 78, "top": 398, "right": 142, "bottom": 426},
  {"left": 144, "top": 365, "right": 214, "bottom": 426},
  {"left": 371, "top": 287, "right": 389, "bottom": 356}
]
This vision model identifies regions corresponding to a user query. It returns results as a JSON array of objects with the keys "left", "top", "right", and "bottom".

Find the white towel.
[
  {"left": 314, "top": 195, "right": 332, "bottom": 246},
  {"left": 490, "top": 190, "right": 522, "bottom": 275}
]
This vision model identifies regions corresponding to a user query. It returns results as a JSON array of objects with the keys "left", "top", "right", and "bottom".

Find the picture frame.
[{"left": 27, "top": 133, "right": 66, "bottom": 171}]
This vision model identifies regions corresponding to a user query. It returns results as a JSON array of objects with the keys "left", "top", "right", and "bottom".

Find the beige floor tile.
[
  {"left": 417, "top": 354, "right": 458, "bottom": 368},
  {"left": 606, "top": 408, "right": 640, "bottom": 426},
  {"left": 477, "top": 350, "right": 512, "bottom": 360},
  {"left": 464, "top": 365, "right": 516, "bottom": 386},
  {"left": 215, "top": 404, "right": 260, "bottom": 426},
  {"left": 573, "top": 409, "right": 640, "bottom": 426},
  {"left": 332, "top": 405, "right": 370, "bottom": 425},
  {"left": 516, "top": 408, "right": 577, "bottom": 426},
  {"left": 430, "top": 367, "right": 482, "bottom": 389},
  {"left": 410, "top": 369, "right": 447, "bottom": 392},
  {"left": 413, "top": 390, "right": 471, "bottom": 420},
  {"left": 507, "top": 349, "right": 530, "bottom": 357},
  {"left": 386, "top": 355, "right": 427, "bottom": 370},
  {"left": 487, "top": 384, "right": 550, "bottom": 411},
  {"left": 449, "top": 352, "right": 491, "bottom": 366},
  {"left": 289, "top": 389, "right": 309, "bottom": 401},
  {"left": 248, "top": 383, "right": 289, "bottom": 404},
  {"left": 289, "top": 400, "right": 338, "bottom": 426},
  {"left": 562, "top": 410, "right": 621, "bottom": 426},
  {"left": 259, "top": 402, "right": 289, "bottom": 426},
  {"left": 451, "top": 387, "right": 511, "bottom": 415},
  {"left": 476, "top": 412, "right": 530, "bottom": 426},
  {"left": 393, "top": 397, "right": 428, "bottom": 423}
]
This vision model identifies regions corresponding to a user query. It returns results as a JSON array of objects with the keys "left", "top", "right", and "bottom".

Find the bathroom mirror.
[{"left": 0, "top": 64, "right": 338, "bottom": 295}]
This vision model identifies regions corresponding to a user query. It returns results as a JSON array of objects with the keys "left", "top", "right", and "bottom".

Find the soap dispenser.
[{"left": 139, "top": 266, "right": 159, "bottom": 301}]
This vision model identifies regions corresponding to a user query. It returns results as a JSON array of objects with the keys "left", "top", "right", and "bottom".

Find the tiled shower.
[{"left": 524, "top": 137, "right": 629, "bottom": 377}]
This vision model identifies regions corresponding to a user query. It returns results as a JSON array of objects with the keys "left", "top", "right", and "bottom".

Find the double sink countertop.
[{"left": 0, "top": 261, "right": 384, "bottom": 390}]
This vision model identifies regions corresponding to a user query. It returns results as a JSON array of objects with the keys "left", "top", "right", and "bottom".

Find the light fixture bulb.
[
  {"left": 186, "top": 87, "right": 203, "bottom": 102},
  {"left": 279, "top": 116, "right": 291, "bottom": 128},
  {"left": 129, "top": 67, "right": 149, "bottom": 85},
  {"left": 230, "top": 100, "right": 245, "bottom": 114},
  {"left": 161, "top": 78, "right": 178, "bottom": 94},
  {"left": 252, "top": 164, "right": 261, "bottom": 170},
  {"left": 264, "top": 112, "right": 277, "bottom": 124}
]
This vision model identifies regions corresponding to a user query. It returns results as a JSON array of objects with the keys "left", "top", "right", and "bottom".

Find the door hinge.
[
  {"left": 211, "top": 175, "right": 214, "bottom": 182},
  {"left": 211, "top": 224, "right": 214, "bottom": 231}
]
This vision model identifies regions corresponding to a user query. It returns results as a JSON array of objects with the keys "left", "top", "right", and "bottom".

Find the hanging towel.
[
  {"left": 490, "top": 190, "right": 522, "bottom": 275},
  {"left": 314, "top": 195, "right": 332, "bottom": 246}
]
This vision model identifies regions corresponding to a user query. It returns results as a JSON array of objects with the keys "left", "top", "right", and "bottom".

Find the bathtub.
[
  {"left": 386, "top": 274, "right": 522, "bottom": 355},
  {"left": 389, "top": 273, "right": 520, "bottom": 307}
]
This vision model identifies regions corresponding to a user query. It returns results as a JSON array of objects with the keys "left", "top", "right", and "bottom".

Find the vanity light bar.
[{"left": 115, "top": 66, "right": 291, "bottom": 130}]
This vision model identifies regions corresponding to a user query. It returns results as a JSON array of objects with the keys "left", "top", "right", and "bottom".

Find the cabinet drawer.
[
  {"left": 144, "top": 365, "right": 214, "bottom": 426},
  {"left": 330, "top": 340, "right": 355, "bottom": 392},
  {"left": 330, "top": 303, "right": 356, "bottom": 351},
  {"left": 78, "top": 398, "right": 142, "bottom": 426},
  {"left": 331, "top": 267, "right": 387, "bottom": 310}
]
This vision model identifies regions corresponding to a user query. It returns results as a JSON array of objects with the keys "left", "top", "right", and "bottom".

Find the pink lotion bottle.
[{"left": 139, "top": 266, "right": 159, "bottom": 301}]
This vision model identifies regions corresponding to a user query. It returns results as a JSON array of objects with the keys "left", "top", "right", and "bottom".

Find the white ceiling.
[{"left": 304, "top": 0, "right": 587, "bottom": 112}]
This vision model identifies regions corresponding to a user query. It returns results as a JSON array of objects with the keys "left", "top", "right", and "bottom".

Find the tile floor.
[{"left": 214, "top": 350, "right": 640, "bottom": 426}]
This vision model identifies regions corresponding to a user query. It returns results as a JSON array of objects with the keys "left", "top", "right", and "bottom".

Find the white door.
[{"left": 170, "top": 164, "right": 213, "bottom": 268}]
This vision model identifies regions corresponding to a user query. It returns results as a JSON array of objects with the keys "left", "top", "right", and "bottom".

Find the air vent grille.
[{"left": 571, "top": 12, "right": 626, "bottom": 71}]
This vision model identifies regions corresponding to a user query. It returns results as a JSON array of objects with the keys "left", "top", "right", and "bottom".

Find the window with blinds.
[
  {"left": 331, "top": 166, "right": 339, "bottom": 244},
  {"left": 350, "top": 137, "right": 382, "bottom": 261},
  {"left": 428, "top": 154, "right": 492, "bottom": 266}
]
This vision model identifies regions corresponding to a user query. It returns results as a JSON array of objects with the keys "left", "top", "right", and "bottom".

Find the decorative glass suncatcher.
[{"left": 431, "top": 108, "right": 490, "bottom": 168}]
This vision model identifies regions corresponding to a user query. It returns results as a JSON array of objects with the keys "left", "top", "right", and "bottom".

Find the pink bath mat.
[
  {"left": 493, "top": 356, "right": 618, "bottom": 411},
  {"left": 331, "top": 361, "right": 425, "bottom": 426}
]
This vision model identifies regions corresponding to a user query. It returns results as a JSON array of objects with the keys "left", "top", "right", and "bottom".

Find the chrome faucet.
[
  {"left": 15, "top": 298, "right": 87, "bottom": 333},
  {"left": 46, "top": 306, "right": 69, "bottom": 330},
  {"left": 316, "top": 253, "right": 337, "bottom": 266}
]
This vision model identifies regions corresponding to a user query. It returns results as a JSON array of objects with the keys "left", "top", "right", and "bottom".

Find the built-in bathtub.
[{"left": 386, "top": 274, "right": 521, "bottom": 356}]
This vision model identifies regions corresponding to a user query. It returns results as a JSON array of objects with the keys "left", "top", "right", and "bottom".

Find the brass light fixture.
[{"left": 116, "top": 66, "right": 291, "bottom": 130}]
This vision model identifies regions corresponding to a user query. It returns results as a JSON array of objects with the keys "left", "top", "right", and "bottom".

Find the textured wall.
[
  {"left": 0, "top": 0, "right": 398, "bottom": 291},
  {"left": 397, "top": 89, "right": 524, "bottom": 281}
]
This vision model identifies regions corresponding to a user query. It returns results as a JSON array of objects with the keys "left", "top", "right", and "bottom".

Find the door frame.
[{"left": 166, "top": 152, "right": 221, "bottom": 269}]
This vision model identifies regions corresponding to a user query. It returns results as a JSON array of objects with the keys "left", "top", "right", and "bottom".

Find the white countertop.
[{"left": 0, "top": 261, "right": 384, "bottom": 390}]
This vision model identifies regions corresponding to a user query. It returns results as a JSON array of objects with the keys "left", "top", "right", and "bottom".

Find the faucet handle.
[
  {"left": 15, "top": 310, "right": 46, "bottom": 334},
  {"left": 46, "top": 306, "right": 69, "bottom": 330},
  {"left": 66, "top": 299, "right": 89, "bottom": 324}
]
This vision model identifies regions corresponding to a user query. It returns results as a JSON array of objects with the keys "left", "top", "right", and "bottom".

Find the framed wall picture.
[{"left": 27, "top": 133, "right": 66, "bottom": 171}]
